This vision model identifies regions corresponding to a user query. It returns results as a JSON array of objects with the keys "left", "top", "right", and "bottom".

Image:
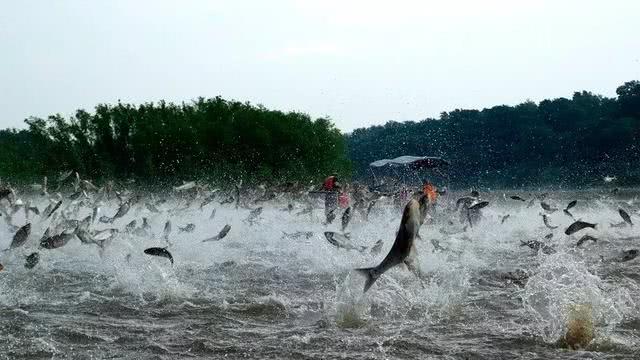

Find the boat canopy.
[{"left": 369, "top": 156, "right": 449, "bottom": 169}]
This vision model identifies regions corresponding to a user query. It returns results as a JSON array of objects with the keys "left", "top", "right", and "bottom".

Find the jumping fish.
[
  {"left": 8, "top": 223, "right": 31, "bottom": 249},
  {"left": 576, "top": 235, "right": 598, "bottom": 247},
  {"left": 174, "top": 181, "right": 196, "bottom": 192},
  {"left": 40, "top": 232, "right": 76, "bottom": 249},
  {"left": 468, "top": 201, "right": 489, "bottom": 210},
  {"left": 619, "top": 209, "right": 633, "bottom": 226},
  {"left": 565, "top": 221, "right": 597, "bottom": 235},
  {"left": 144, "top": 247, "right": 174, "bottom": 265},
  {"left": 76, "top": 229, "right": 106, "bottom": 248},
  {"left": 45, "top": 200, "right": 62, "bottom": 219},
  {"left": 355, "top": 195, "right": 428, "bottom": 292},
  {"left": 110, "top": 202, "right": 130, "bottom": 223},
  {"left": 324, "top": 232, "right": 366, "bottom": 252},
  {"left": 202, "top": 224, "right": 231, "bottom": 242}
]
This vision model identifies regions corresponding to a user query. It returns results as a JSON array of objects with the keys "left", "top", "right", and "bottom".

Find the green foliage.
[
  {"left": 347, "top": 81, "right": 640, "bottom": 188},
  {"left": 0, "top": 98, "right": 351, "bottom": 186}
]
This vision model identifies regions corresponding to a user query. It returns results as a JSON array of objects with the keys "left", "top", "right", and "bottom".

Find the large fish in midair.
[
  {"left": 144, "top": 247, "right": 174, "bottom": 265},
  {"left": 565, "top": 220, "right": 597, "bottom": 235},
  {"left": 356, "top": 195, "right": 428, "bottom": 292},
  {"left": 8, "top": 223, "right": 31, "bottom": 249},
  {"left": 576, "top": 235, "right": 597, "bottom": 247},
  {"left": 109, "top": 201, "right": 131, "bottom": 223},
  {"left": 324, "top": 231, "right": 366, "bottom": 252},
  {"left": 202, "top": 224, "right": 231, "bottom": 242},
  {"left": 173, "top": 181, "right": 196, "bottom": 192},
  {"left": 40, "top": 232, "right": 76, "bottom": 249},
  {"left": 76, "top": 229, "right": 107, "bottom": 248},
  {"left": 619, "top": 209, "right": 633, "bottom": 226},
  {"left": 44, "top": 200, "right": 62, "bottom": 219}
]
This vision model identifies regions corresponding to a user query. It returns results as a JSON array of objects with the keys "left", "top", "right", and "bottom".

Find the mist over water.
[{"left": 1, "top": 190, "right": 639, "bottom": 359}]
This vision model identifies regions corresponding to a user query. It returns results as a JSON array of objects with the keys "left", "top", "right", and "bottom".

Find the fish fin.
[
  {"left": 404, "top": 259, "right": 425, "bottom": 288},
  {"left": 355, "top": 267, "right": 378, "bottom": 293}
]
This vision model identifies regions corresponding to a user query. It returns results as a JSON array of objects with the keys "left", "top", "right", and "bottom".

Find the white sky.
[{"left": 1, "top": 0, "right": 639, "bottom": 132}]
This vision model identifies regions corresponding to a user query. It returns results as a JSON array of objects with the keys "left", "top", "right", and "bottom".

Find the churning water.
[{"left": 1, "top": 190, "right": 639, "bottom": 359}]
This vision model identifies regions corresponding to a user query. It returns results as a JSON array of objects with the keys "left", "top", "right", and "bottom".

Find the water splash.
[{"left": 522, "top": 252, "right": 635, "bottom": 347}]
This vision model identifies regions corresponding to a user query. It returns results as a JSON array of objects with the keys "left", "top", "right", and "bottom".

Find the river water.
[{"left": 0, "top": 190, "right": 639, "bottom": 359}]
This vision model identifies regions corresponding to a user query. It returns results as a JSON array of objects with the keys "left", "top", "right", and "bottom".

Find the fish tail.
[{"left": 355, "top": 267, "right": 379, "bottom": 293}]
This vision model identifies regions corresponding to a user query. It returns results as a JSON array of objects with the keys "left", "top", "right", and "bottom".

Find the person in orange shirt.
[
  {"left": 423, "top": 182, "right": 438, "bottom": 204},
  {"left": 420, "top": 182, "right": 439, "bottom": 224}
]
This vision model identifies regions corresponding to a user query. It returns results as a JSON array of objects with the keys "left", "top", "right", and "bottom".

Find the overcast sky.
[{"left": 1, "top": 0, "right": 639, "bottom": 132}]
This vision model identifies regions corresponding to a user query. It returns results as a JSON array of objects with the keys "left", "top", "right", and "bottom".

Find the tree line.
[
  {"left": 1, "top": 81, "right": 639, "bottom": 189},
  {"left": 346, "top": 81, "right": 640, "bottom": 189},
  {"left": 0, "top": 97, "right": 351, "bottom": 188}
]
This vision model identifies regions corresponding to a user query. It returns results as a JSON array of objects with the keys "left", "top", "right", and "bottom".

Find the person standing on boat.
[{"left": 322, "top": 174, "right": 340, "bottom": 217}]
